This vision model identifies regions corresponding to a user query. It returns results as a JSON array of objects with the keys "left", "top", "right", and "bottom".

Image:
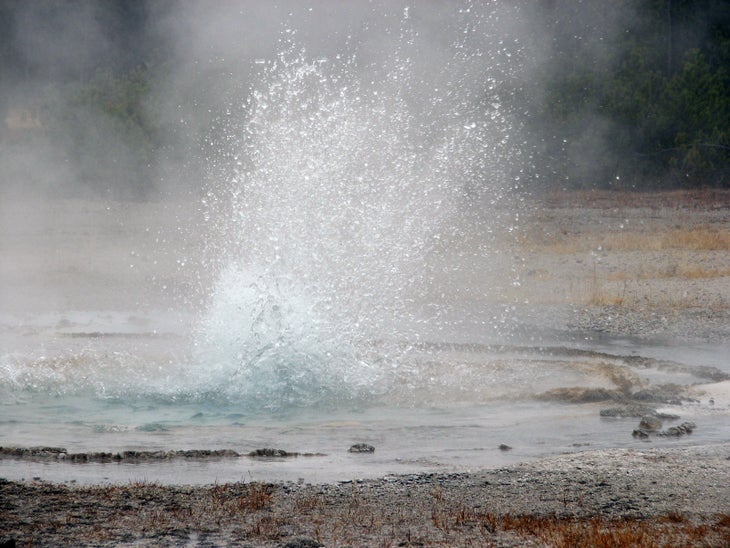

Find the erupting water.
[{"left": 193, "top": 29, "right": 518, "bottom": 409}]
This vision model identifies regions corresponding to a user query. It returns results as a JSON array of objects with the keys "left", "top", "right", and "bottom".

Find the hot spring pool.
[{"left": 2, "top": 309, "right": 727, "bottom": 485}]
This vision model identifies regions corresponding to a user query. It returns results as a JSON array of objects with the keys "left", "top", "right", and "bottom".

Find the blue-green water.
[{"left": 1, "top": 310, "right": 727, "bottom": 484}]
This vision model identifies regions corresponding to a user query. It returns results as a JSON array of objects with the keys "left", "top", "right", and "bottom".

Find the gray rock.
[
  {"left": 601, "top": 405, "right": 655, "bottom": 418},
  {"left": 658, "top": 422, "right": 696, "bottom": 437},
  {"left": 348, "top": 443, "right": 375, "bottom": 453},
  {"left": 638, "top": 416, "right": 662, "bottom": 431},
  {"left": 600, "top": 406, "right": 680, "bottom": 420},
  {"left": 631, "top": 389, "right": 685, "bottom": 405},
  {"left": 538, "top": 387, "right": 620, "bottom": 403},
  {"left": 634, "top": 421, "right": 697, "bottom": 438},
  {"left": 249, "top": 448, "right": 294, "bottom": 457},
  {"left": 280, "top": 539, "right": 323, "bottom": 548},
  {"left": 655, "top": 412, "right": 682, "bottom": 420}
]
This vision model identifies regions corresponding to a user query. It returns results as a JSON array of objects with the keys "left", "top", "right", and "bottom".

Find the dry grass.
[
  {"left": 293, "top": 493, "right": 326, "bottom": 513},
  {"left": 431, "top": 505, "right": 730, "bottom": 548},
  {"left": 209, "top": 482, "right": 274, "bottom": 512},
  {"left": 542, "top": 188, "right": 730, "bottom": 210},
  {"left": 603, "top": 227, "right": 730, "bottom": 252},
  {"left": 561, "top": 252, "right": 730, "bottom": 308},
  {"left": 504, "top": 190, "right": 730, "bottom": 311},
  {"left": 586, "top": 280, "right": 632, "bottom": 307},
  {"left": 5, "top": 479, "right": 729, "bottom": 547},
  {"left": 580, "top": 272, "right": 729, "bottom": 310},
  {"left": 93, "top": 482, "right": 280, "bottom": 541},
  {"left": 582, "top": 281, "right": 727, "bottom": 310},
  {"left": 603, "top": 265, "right": 730, "bottom": 280},
  {"left": 677, "top": 265, "right": 730, "bottom": 278},
  {"left": 530, "top": 226, "right": 730, "bottom": 254}
]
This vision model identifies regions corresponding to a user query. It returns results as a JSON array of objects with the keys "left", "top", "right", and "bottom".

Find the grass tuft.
[
  {"left": 529, "top": 226, "right": 730, "bottom": 254},
  {"left": 429, "top": 505, "right": 730, "bottom": 547}
]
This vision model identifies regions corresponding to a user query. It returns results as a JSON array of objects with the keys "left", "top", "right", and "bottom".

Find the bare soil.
[{"left": 1, "top": 444, "right": 728, "bottom": 547}]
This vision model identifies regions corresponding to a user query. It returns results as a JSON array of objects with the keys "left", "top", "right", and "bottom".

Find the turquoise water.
[{"left": 1, "top": 310, "right": 727, "bottom": 484}]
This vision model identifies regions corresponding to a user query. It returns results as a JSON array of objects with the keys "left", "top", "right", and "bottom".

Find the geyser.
[{"left": 194, "top": 21, "right": 519, "bottom": 410}]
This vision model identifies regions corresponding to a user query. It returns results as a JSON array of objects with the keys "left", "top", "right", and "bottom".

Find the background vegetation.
[
  {"left": 0, "top": 0, "right": 728, "bottom": 195},
  {"left": 527, "top": 0, "right": 730, "bottom": 190}
]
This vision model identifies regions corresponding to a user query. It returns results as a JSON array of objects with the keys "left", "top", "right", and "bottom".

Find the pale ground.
[
  {"left": 495, "top": 189, "right": 730, "bottom": 342},
  {"left": 1, "top": 189, "right": 728, "bottom": 340}
]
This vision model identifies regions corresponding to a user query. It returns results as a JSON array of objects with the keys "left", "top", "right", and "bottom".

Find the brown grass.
[
  {"left": 531, "top": 226, "right": 730, "bottom": 254},
  {"left": 293, "top": 493, "right": 326, "bottom": 513},
  {"left": 603, "top": 265, "right": 730, "bottom": 280},
  {"left": 542, "top": 188, "right": 730, "bottom": 210},
  {"left": 581, "top": 277, "right": 729, "bottom": 310},
  {"left": 431, "top": 505, "right": 730, "bottom": 547},
  {"left": 673, "top": 265, "right": 730, "bottom": 278},
  {"left": 607, "top": 227, "right": 730, "bottom": 252},
  {"left": 210, "top": 482, "right": 274, "bottom": 512},
  {"left": 587, "top": 284, "right": 631, "bottom": 307},
  {"left": 6, "top": 479, "right": 730, "bottom": 547}
]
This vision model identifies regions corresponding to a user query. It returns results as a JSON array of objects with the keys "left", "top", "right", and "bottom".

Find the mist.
[
  {"left": 1, "top": 1, "right": 538, "bottom": 198},
  {"left": 1, "top": 0, "right": 727, "bottom": 320},
  {"left": 2, "top": 1, "right": 725, "bottom": 199},
  {"left": 0, "top": 1, "right": 527, "bottom": 318}
]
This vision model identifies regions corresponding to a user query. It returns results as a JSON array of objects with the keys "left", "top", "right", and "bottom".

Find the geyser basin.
[{"left": 2, "top": 5, "right": 728, "bottom": 485}]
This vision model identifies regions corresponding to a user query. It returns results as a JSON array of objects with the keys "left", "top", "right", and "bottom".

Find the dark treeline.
[
  {"left": 0, "top": 0, "right": 152, "bottom": 82},
  {"left": 0, "top": 0, "right": 169, "bottom": 198},
  {"left": 527, "top": 0, "right": 730, "bottom": 190},
  {"left": 0, "top": 0, "right": 728, "bottom": 196}
]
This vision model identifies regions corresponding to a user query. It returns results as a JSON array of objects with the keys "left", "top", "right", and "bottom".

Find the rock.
[
  {"left": 638, "top": 416, "right": 662, "bottom": 431},
  {"left": 634, "top": 421, "right": 696, "bottom": 438},
  {"left": 348, "top": 443, "right": 375, "bottom": 453},
  {"left": 1, "top": 446, "right": 243, "bottom": 462},
  {"left": 498, "top": 444, "right": 512, "bottom": 451},
  {"left": 0, "top": 446, "right": 68, "bottom": 459},
  {"left": 179, "top": 449, "right": 240, "bottom": 459},
  {"left": 135, "top": 423, "right": 169, "bottom": 432},
  {"left": 658, "top": 422, "right": 696, "bottom": 437},
  {"left": 537, "top": 387, "right": 621, "bottom": 403},
  {"left": 249, "top": 448, "right": 294, "bottom": 457},
  {"left": 280, "top": 539, "right": 323, "bottom": 548},
  {"left": 631, "top": 388, "right": 687, "bottom": 405},
  {"left": 600, "top": 405, "right": 656, "bottom": 418},
  {"left": 600, "top": 406, "right": 681, "bottom": 420},
  {"left": 655, "top": 412, "right": 681, "bottom": 420}
]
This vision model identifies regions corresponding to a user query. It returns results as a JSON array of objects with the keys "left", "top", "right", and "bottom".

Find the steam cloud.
[
  {"left": 1, "top": 1, "right": 540, "bottom": 198},
  {"left": 0, "top": 1, "right": 669, "bottom": 321}
]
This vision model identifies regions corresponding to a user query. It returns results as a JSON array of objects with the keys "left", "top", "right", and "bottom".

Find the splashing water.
[
  {"left": 193, "top": 25, "right": 519, "bottom": 409},
  {"left": 0, "top": 9, "right": 526, "bottom": 413}
]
